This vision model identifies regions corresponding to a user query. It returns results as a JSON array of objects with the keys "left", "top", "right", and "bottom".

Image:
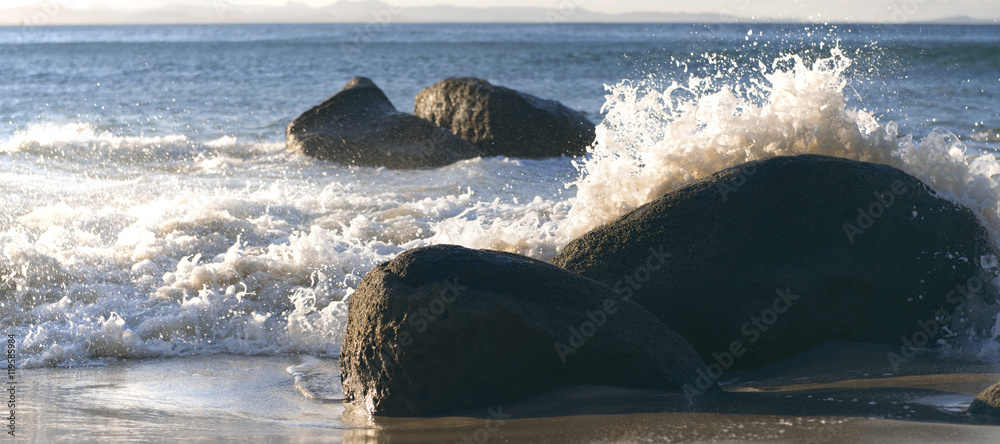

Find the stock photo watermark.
[
  {"left": 716, "top": 161, "right": 758, "bottom": 202},
  {"left": 343, "top": 0, "right": 403, "bottom": 56},
  {"left": 842, "top": 179, "right": 910, "bottom": 244},
  {"left": 6, "top": 334, "right": 15, "bottom": 437},
  {"left": 805, "top": 421, "right": 839, "bottom": 444},
  {"left": 610, "top": 246, "right": 671, "bottom": 300},
  {"left": 455, "top": 405, "right": 511, "bottom": 444},
  {"left": 720, "top": 0, "right": 751, "bottom": 23},
  {"left": 683, "top": 288, "right": 800, "bottom": 403},
  {"left": 886, "top": 275, "right": 985, "bottom": 372},
  {"left": 213, "top": 0, "right": 251, "bottom": 20},
  {"left": 554, "top": 246, "right": 671, "bottom": 361},
  {"left": 889, "top": 0, "right": 930, "bottom": 24},
  {"left": 546, "top": 0, "right": 587, "bottom": 24},
  {"left": 19, "top": 0, "right": 66, "bottom": 39},
  {"left": 379, "top": 277, "right": 467, "bottom": 365}
]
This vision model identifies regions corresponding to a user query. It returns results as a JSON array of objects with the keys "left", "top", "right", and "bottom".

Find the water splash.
[
  {"left": 562, "top": 47, "right": 996, "bottom": 241},
  {"left": 4, "top": 45, "right": 1000, "bottom": 367}
]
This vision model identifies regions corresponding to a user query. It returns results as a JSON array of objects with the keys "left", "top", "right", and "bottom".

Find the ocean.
[{"left": 2, "top": 22, "right": 1000, "bottom": 441}]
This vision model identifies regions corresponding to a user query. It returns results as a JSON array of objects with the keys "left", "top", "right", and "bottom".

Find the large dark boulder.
[
  {"left": 970, "top": 381, "right": 1000, "bottom": 416},
  {"left": 286, "top": 77, "right": 479, "bottom": 169},
  {"left": 340, "top": 244, "right": 713, "bottom": 417},
  {"left": 413, "top": 77, "right": 595, "bottom": 158},
  {"left": 552, "top": 155, "right": 997, "bottom": 370}
]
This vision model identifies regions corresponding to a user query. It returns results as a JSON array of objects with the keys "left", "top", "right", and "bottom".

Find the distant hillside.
[
  {"left": 2, "top": 1, "right": 996, "bottom": 26},
  {"left": 920, "top": 16, "right": 1000, "bottom": 25},
  {"left": 1, "top": 0, "right": 747, "bottom": 26}
]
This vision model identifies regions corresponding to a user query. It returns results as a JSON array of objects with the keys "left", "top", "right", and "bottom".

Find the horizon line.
[
  {"left": 1, "top": 3, "right": 996, "bottom": 27},
  {"left": 2, "top": 20, "right": 999, "bottom": 27}
]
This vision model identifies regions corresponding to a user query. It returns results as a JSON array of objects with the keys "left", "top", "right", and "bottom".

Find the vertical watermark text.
[{"left": 6, "top": 334, "right": 15, "bottom": 437}]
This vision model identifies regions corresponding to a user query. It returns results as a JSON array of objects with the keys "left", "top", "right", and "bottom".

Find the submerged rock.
[
  {"left": 340, "top": 244, "right": 713, "bottom": 417},
  {"left": 286, "top": 77, "right": 479, "bottom": 169},
  {"left": 552, "top": 154, "right": 997, "bottom": 370},
  {"left": 970, "top": 381, "right": 1000, "bottom": 416},
  {"left": 413, "top": 77, "right": 595, "bottom": 158}
]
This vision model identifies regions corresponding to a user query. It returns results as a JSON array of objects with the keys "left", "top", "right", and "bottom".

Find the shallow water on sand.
[
  {"left": 12, "top": 343, "right": 1000, "bottom": 442},
  {"left": 16, "top": 356, "right": 345, "bottom": 442}
]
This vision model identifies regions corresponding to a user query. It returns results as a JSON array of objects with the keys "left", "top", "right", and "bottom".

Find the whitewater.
[{"left": 2, "top": 23, "right": 1000, "bottom": 379}]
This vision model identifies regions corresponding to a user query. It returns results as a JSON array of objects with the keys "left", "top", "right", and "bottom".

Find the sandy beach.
[{"left": 7, "top": 342, "right": 999, "bottom": 442}]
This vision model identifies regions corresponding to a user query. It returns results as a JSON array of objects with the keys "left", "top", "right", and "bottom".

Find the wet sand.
[
  {"left": 13, "top": 342, "right": 1000, "bottom": 442},
  {"left": 350, "top": 342, "right": 1000, "bottom": 443}
]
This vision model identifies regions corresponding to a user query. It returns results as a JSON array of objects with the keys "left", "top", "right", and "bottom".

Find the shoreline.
[{"left": 7, "top": 342, "right": 1000, "bottom": 442}]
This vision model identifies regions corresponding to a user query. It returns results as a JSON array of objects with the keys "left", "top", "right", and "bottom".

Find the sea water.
[{"left": 2, "top": 22, "right": 1000, "bottom": 438}]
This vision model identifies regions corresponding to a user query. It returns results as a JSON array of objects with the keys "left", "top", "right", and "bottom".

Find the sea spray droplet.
[
  {"left": 556, "top": 47, "right": 1000, "bottom": 361},
  {"left": 6, "top": 29, "right": 1000, "bottom": 370},
  {"left": 562, "top": 47, "right": 1000, "bottom": 262},
  {"left": 563, "top": 48, "right": 877, "bottom": 240}
]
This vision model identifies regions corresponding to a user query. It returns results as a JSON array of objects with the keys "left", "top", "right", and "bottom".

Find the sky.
[{"left": 2, "top": 0, "right": 999, "bottom": 23}]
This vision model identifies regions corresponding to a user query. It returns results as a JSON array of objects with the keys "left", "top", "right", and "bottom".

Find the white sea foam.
[
  {"left": 563, "top": 48, "right": 1000, "bottom": 248},
  {"left": 3, "top": 47, "right": 1000, "bottom": 367},
  {"left": 0, "top": 122, "right": 576, "bottom": 367},
  {"left": 559, "top": 47, "right": 1000, "bottom": 359}
]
